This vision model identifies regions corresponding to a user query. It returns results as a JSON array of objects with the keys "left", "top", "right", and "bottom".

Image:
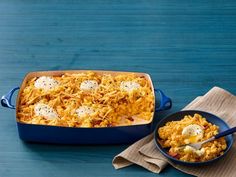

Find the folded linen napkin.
[{"left": 113, "top": 87, "right": 236, "bottom": 177}]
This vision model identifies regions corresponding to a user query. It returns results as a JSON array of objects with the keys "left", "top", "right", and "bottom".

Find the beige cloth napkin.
[{"left": 113, "top": 87, "right": 236, "bottom": 177}]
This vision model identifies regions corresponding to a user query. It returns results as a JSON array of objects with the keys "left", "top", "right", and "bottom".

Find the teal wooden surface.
[{"left": 0, "top": 0, "right": 236, "bottom": 176}]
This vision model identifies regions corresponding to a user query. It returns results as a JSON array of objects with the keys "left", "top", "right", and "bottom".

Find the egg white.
[
  {"left": 80, "top": 80, "right": 99, "bottom": 91},
  {"left": 182, "top": 124, "right": 204, "bottom": 143},
  {"left": 34, "top": 103, "right": 58, "bottom": 120},
  {"left": 34, "top": 76, "right": 59, "bottom": 90},
  {"left": 120, "top": 81, "right": 140, "bottom": 92}
]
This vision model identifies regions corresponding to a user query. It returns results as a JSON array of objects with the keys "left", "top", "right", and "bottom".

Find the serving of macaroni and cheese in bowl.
[
  {"left": 155, "top": 110, "right": 233, "bottom": 165},
  {"left": 1, "top": 70, "right": 172, "bottom": 144}
]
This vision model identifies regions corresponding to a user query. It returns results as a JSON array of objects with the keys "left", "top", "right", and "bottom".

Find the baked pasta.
[
  {"left": 158, "top": 114, "right": 227, "bottom": 162},
  {"left": 17, "top": 72, "right": 155, "bottom": 128}
]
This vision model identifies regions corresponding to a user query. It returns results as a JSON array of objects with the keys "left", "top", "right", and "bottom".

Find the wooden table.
[{"left": 0, "top": 0, "right": 236, "bottom": 176}]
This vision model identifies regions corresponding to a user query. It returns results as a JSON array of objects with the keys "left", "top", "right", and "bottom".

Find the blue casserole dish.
[{"left": 1, "top": 70, "right": 172, "bottom": 144}]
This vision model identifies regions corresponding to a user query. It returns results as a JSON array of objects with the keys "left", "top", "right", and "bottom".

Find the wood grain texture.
[{"left": 0, "top": 0, "right": 236, "bottom": 176}]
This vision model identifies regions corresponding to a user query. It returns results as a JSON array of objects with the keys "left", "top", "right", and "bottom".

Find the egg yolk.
[{"left": 182, "top": 124, "right": 204, "bottom": 143}]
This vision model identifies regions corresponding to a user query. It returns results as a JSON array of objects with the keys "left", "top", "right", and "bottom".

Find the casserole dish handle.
[
  {"left": 154, "top": 89, "right": 172, "bottom": 111},
  {"left": 1, "top": 87, "right": 20, "bottom": 109}
]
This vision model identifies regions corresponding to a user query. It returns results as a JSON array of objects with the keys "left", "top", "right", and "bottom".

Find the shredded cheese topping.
[{"left": 17, "top": 72, "right": 154, "bottom": 128}]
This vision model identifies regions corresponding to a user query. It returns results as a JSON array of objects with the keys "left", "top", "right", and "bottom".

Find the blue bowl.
[{"left": 154, "top": 110, "right": 234, "bottom": 166}]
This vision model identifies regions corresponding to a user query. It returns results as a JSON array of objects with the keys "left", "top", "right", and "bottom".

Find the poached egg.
[
  {"left": 120, "top": 81, "right": 141, "bottom": 92},
  {"left": 75, "top": 106, "right": 95, "bottom": 117},
  {"left": 182, "top": 124, "right": 204, "bottom": 143},
  {"left": 80, "top": 80, "right": 99, "bottom": 91},
  {"left": 34, "top": 76, "right": 59, "bottom": 90},
  {"left": 34, "top": 103, "right": 58, "bottom": 120}
]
